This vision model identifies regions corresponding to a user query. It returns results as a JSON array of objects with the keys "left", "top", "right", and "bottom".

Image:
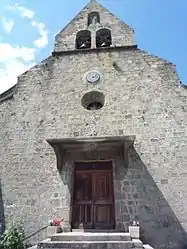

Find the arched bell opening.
[
  {"left": 76, "top": 30, "right": 91, "bottom": 49},
  {"left": 96, "top": 28, "right": 112, "bottom": 48}
]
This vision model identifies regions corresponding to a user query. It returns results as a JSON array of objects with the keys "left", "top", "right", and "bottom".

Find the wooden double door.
[{"left": 72, "top": 162, "right": 115, "bottom": 229}]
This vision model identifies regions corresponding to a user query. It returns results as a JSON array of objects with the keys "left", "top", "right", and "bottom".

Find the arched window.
[
  {"left": 88, "top": 11, "right": 100, "bottom": 26},
  {"left": 76, "top": 30, "right": 91, "bottom": 49},
  {"left": 96, "top": 28, "right": 112, "bottom": 48},
  {"left": 81, "top": 91, "right": 105, "bottom": 110}
]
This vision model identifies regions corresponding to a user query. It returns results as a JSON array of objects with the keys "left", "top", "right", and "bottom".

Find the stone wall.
[
  {"left": 0, "top": 48, "right": 187, "bottom": 248},
  {"left": 115, "top": 147, "right": 187, "bottom": 249}
]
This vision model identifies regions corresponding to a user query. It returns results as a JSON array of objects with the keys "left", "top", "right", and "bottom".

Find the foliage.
[{"left": 0, "top": 221, "right": 25, "bottom": 249}]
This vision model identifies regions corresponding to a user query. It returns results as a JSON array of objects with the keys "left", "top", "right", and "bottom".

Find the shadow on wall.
[
  {"left": 125, "top": 147, "right": 187, "bottom": 249},
  {"left": 0, "top": 179, "right": 5, "bottom": 236}
]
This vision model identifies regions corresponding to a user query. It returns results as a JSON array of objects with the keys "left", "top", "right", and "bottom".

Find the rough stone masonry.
[{"left": 0, "top": 1, "right": 187, "bottom": 249}]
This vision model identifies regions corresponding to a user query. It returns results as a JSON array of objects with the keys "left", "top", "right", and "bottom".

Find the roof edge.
[{"left": 0, "top": 85, "right": 17, "bottom": 103}]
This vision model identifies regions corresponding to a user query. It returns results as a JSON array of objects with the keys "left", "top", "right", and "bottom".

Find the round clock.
[{"left": 86, "top": 71, "right": 100, "bottom": 83}]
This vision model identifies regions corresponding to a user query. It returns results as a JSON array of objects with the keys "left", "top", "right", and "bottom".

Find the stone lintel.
[{"left": 47, "top": 136, "right": 135, "bottom": 169}]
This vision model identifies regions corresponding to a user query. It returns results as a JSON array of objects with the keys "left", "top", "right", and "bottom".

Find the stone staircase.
[{"left": 36, "top": 231, "right": 151, "bottom": 249}]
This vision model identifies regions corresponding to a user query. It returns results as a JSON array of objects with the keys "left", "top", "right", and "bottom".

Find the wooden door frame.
[{"left": 71, "top": 160, "right": 116, "bottom": 230}]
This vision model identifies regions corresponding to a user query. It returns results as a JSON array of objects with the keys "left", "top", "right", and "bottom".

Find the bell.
[
  {"left": 80, "top": 42, "right": 87, "bottom": 48},
  {"left": 100, "top": 42, "right": 107, "bottom": 47}
]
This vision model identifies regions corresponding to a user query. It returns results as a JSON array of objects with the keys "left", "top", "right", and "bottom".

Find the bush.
[{"left": 0, "top": 221, "right": 25, "bottom": 249}]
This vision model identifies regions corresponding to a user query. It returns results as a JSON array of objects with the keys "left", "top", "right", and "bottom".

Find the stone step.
[
  {"left": 72, "top": 229, "right": 117, "bottom": 233},
  {"left": 38, "top": 239, "right": 143, "bottom": 249},
  {"left": 50, "top": 232, "right": 131, "bottom": 241}
]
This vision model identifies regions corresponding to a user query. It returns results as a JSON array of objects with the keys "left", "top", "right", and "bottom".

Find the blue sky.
[{"left": 0, "top": 0, "right": 186, "bottom": 93}]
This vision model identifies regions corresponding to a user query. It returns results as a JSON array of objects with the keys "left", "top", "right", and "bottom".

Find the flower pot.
[
  {"left": 47, "top": 226, "right": 61, "bottom": 237},
  {"left": 129, "top": 225, "right": 140, "bottom": 239}
]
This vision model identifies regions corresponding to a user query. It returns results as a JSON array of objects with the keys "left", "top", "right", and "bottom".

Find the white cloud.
[
  {"left": 0, "top": 43, "right": 35, "bottom": 93},
  {"left": 0, "top": 4, "right": 49, "bottom": 94},
  {"left": 6, "top": 4, "right": 48, "bottom": 48},
  {"left": 7, "top": 4, "right": 35, "bottom": 19},
  {"left": 31, "top": 21, "right": 48, "bottom": 48},
  {"left": 0, "top": 43, "right": 35, "bottom": 62},
  {"left": 1, "top": 17, "right": 14, "bottom": 33},
  {"left": 0, "top": 60, "right": 34, "bottom": 94},
  {"left": 16, "top": 6, "right": 35, "bottom": 19},
  {"left": 7, "top": 4, "right": 48, "bottom": 48}
]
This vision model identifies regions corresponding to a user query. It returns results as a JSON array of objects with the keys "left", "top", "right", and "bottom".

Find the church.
[{"left": 0, "top": 0, "right": 187, "bottom": 249}]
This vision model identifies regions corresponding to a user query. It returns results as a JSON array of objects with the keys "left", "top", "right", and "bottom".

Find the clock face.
[{"left": 86, "top": 71, "right": 100, "bottom": 83}]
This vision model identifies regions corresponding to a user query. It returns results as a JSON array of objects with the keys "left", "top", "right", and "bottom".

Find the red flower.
[
  {"left": 53, "top": 219, "right": 61, "bottom": 226},
  {"left": 49, "top": 218, "right": 64, "bottom": 226}
]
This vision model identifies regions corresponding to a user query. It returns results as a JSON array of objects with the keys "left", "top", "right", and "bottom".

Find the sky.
[{"left": 0, "top": 0, "right": 186, "bottom": 94}]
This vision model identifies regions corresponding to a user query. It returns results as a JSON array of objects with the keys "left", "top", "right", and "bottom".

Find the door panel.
[
  {"left": 72, "top": 204, "right": 92, "bottom": 228},
  {"left": 72, "top": 171, "right": 93, "bottom": 228},
  {"left": 72, "top": 163, "right": 115, "bottom": 229},
  {"left": 94, "top": 174, "right": 108, "bottom": 199},
  {"left": 94, "top": 205, "right": 112, "bottom": 226},
  {"left": 74, "top": 172, "right": 92, "bottom": 201},
  {"left": 93, "top": 172, "right": 114, "bottom": 229}
]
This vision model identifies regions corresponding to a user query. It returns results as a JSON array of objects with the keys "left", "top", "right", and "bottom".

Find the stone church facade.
[{"left": 0, "top": 1, "right": 187, "bottom": 248}]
